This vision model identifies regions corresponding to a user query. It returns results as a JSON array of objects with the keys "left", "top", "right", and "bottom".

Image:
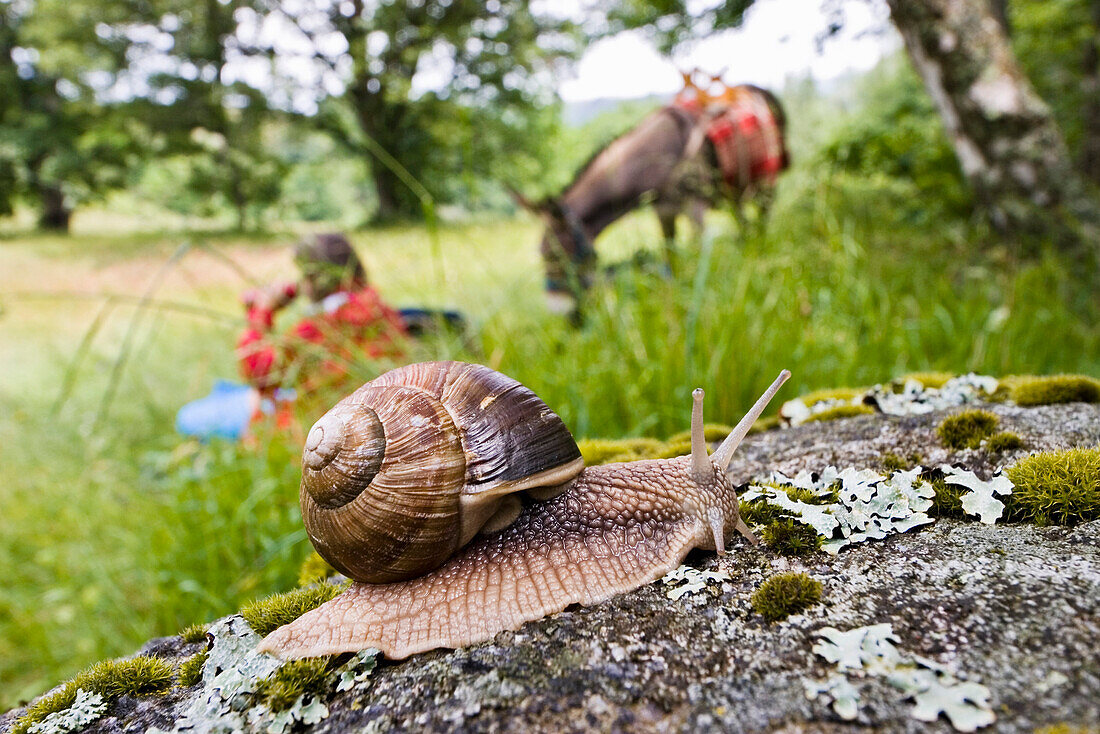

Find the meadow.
[{"left": 4, "top": 130, "right": 1100, "bottom": 710}]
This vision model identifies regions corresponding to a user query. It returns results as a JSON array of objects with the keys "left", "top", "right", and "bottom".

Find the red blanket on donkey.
[{"left": 676, "top": 88, "right": 787, "bottom": 192}]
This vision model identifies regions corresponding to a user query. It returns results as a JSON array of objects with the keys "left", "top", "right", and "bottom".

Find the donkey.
[{"left": 521, "top": 84, "right": 789, "bottom": 315}]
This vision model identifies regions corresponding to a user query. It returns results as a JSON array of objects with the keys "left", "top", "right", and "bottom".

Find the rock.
[{"left": 4, "top": 402, "right": 1099, "bottom": 734}]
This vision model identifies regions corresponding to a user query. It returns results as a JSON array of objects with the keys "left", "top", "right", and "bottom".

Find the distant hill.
[{"left": 561, "top": 94, "right": 671, "bottom": 126}]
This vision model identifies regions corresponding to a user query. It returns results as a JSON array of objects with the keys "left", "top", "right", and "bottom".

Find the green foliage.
[
  {"left": 751, "top": 572, "right": 823, "bottom": 623},
  {"left": 176, "top": 650, "right": 209, "bottom": 689},
  {"left": 761, "top": 518, "right": 823, "bottom": 556},
  {"left": 1009, "top": 375, "right": 1100, "bottom": 406},
  {"left": 985, "top": 432, "right": 1024, "bottom": 453},
  {"left": 11, "top": 657, "right": 173, "bottom": 734},
  {"left": 1004, "top": 448, "right": 1100, "bottom": 525},
  {"left": 803, "top": 404, "right": 875, "bottom": 423},
  {"left": 253, "top": 658, "right": 332, "bottom": 711},
  {"left": 937, "top": 410, "right": 1000, "bottom": 450},
  {"left": 817, "top": 56, "right": 972, "bottom": 224},
  {"left": 666, "top": 423, "right": 734, "bottom": 445},
  {"left": 240, "top": 584, "right": 348, "bottom": 637}
]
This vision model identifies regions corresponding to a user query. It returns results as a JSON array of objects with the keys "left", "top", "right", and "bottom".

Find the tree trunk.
[
  {"left": 886, "top": 0, "right": 1099, "bottom": 246},
  {"left": 38, "top": 184, "right": 71, "bottom": 231},
  {"left": 1081, "top": 0, "right": 1100, "bottom": 185},
  {"left": 370, "top": 163, "right": 402, "bottom": 223}
]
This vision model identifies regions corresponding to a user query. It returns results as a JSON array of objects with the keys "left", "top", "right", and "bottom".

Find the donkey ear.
[{"left": 507, "top": 186, "right": 564, "bottom": 227}]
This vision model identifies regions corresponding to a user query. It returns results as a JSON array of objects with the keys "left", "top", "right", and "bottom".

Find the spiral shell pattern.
[{"left": 300, "top": 361, "right": 583, "bottom": 583}]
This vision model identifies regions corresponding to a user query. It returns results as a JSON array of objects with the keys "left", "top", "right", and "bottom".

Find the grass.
[{"left": 3, "top": 175, "right": 1100, "bottom": 709}]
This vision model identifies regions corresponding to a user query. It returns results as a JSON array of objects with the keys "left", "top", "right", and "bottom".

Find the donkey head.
[{"left": 509, "top": 188, "right": 597, "bottom": 318}]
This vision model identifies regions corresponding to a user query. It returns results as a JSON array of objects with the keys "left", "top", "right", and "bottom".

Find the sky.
[{"left": 557, "top": 0, "right": 898, "bottom": 103}]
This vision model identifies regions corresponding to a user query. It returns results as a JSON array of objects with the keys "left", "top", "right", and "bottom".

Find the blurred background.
[{"left": 1, "top": 0, "right": 1098, "bottom": 708}]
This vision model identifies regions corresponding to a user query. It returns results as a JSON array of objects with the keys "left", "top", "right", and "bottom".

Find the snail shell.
[{"left": 299, "top": 361, "right": 585, "bottom": 584}]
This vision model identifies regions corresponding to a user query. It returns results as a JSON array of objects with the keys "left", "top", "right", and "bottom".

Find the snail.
[{"left": 258, "top": 361, "right": 790, "bottom": 660}]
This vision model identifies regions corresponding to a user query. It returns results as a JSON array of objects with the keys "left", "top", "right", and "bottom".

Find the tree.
[
  {"left": 0, "top": 0, "right": 133, "bottom": 230},
  {"left": 249, "top": 0, "right": 581, "bottom": 221},
  {"left": 92, "top": 0, "right": 287, "bottom": 230},
  {"left": 884, "top": 0, "right": 1098, "bottom": 243}
]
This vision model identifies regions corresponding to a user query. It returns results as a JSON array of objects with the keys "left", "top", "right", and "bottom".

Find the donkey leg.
[{"left": 654, "top": 200, "right": 679, "bottom": 277}]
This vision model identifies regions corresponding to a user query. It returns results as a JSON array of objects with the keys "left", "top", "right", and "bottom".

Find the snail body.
[{"left": 259, "top": 362, "right": 790, "bottom": 660}]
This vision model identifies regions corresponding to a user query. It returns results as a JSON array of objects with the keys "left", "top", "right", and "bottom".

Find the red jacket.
[{"left": 237, "top": 286, "right": 407, "bottom": 395}]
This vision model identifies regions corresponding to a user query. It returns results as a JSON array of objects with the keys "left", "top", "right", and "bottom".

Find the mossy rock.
[
  {"left": 803, "top": 404, "right": 875, "bottom": 424},
  {"left": 794, "top": 386, "right": 867, "bottom": 406},
  {"left": 937, "top": 409, "right": 999, "bottom": 450},
  {"left": 666, "top": 423, "right": 734, "bottom": 445},
  {"left": 1009, "top": 375, "right": 1100, "bottom": 406},
  {"left": 176, "top": 649, "right": 209, "bottom": 688},
  {"left": 577, "top": 437, "right": 666, "bottom": 465},
  {"left": 240, "top": 583, "right": 348, "bottom": 637},
  {"left": 985, "top": 431, "right": 1024, "bottom": 453},
  {"left": 898, "top": 372, "right": 955, "bottom": 389},
  {"left": 1004, "top": 447, "right": 1100, "bottom": 525},
  {"left": 761, "top": 518, "right": 823, "bottom": 556},
  {"left": 10, "top": 657, "right": 174, "bottom": 734},
  {"left": 254, "top": 658, "right": 332, "bottom": 711},
  {"left": 750, "top": 572, "right": 822, "bottom": 623}
]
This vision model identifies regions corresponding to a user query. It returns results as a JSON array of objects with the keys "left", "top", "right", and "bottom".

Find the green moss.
[
  {"left": 177, "top": 649, "right": 209, "bottom": 688},
  {"left": 900, "top": 372, "right": 954, "bottom": 389},
  {"left": 179, "top": 623, "right": 208, "bottom": 644},
  {"left": 72, "top": 657, "right": 175, "bottom": 699},
  {"left": 880, "top": 451, "right": 923, "bottom": 472},
  {"left": 750, "top": 414, "right": 781, "bottom": 433},
  {"left": 297, "top": 552, "right": 337, "bottom": 587},
  {"left": 254, "top": 658, "right": 332, "bottom": 711},
  {"left": 11, "top": 657, "right": 174, "bottom": 734},
  {"left": 1004, "top": 447, "right": 1100, "bottom": 525},
  {"left": 1010, "top": 375, "right": 1100, "bottom": 406},
  {"left": 577, "top": 437, "right": 666, "bottom": 465},
  {"left": 762, "top": 518, "right": 823, "bottom": 556},
  {"left": 666, "top": 423, "right": 734, "bottom": 445},
  {"left": 937, "top": 409, "right": 999, "bottom": 450},
  {"left": 10, "top": 686, "right": 79, "bottom": 734},
  {"left": 751, "top": 572, "right": 823, "bottom": 623},
  {"left": 802, "top": 404, "right": 875, "bottom": 423},
  {"left": 241, "top": 582, "right": 348, "bottom": 636},
  {"left": 929, "top": 477, "right": 967, "bottom": 519},
  {"left": 796, "top": 386, "right": 867, "bottom": 406},
  {"left": 739, "top": 497, "right": 786, "bottom": 526},
  {"left": 985, "top": 431, "right": 1024, "bottom": 453}
]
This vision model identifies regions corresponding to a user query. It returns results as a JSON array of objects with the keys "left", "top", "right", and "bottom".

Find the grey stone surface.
[{"left": 4, "top": 402, "right": 1099, "bottom": 734}]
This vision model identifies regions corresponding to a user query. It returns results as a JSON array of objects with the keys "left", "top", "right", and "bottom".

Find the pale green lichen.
[
  {"left": 750, "top": 572, "right": 822, "bottom": 622},
  {"left": 808, "top": 624, "right": 996, "bottom": 731},
  {"left": 899, "top": 372, "right": 955, "bottom": 390},
  {"left": 662, "top": 565, "right": 730, "bottom": 600},
  {"left": 1004, "top": 447, "right": 1100, "bottom": 525},
  {"left": 240, "top": 582, "right": 348, "bottom": 637}
]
